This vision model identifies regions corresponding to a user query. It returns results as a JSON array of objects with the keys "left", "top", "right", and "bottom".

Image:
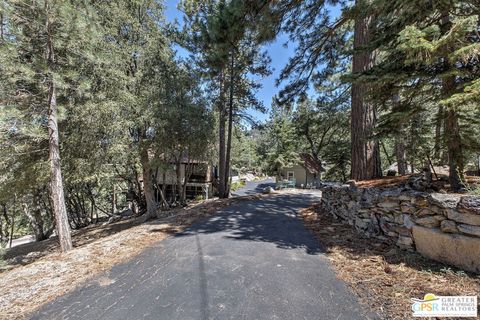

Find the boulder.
[
  {"left": 355, "top": 216, "right": 380, "bottom": 237},
  {"left": 446, "top": 209, "right": 480, "bottom": 226},
  {"left": 400, "top": 203, "right": 415, "bottom": 214},
  {"left": 429, "top": 193, "right": 461, "bottom": 209},
  {"left": 411, "top": 196, "right": 429, "bottom": 208},
  {"left": 440, "top": 220, "right": 458, "bottom": 234},
  {"left": 262, "top": 186, "right": 274, "bottom": 194},
  {"left": 412, "top": 225, "right": 480, "bottom": 273},
  {"left": 398, "top": 193, "right": 413, "bottom": 201},
  {"left": 397, "top": 235, "right": 414, "bottom": 250},
  {"left": 119, "top": 208, "right": 133, "bottom": 217},
  {"left": 457, "top": 196, "right": 480, "bottom": 215},
  {"left": 380, "top": 218, "right": 410, "bottom": 237},
  {"left": 393, "top": 213, "right": 404, "bottom": 224},
  {"left": 408, "top": 175, "right": 430, "bottom": 191},
  {"left": 380, "top": 188, "right": 402, "bottom": 198},
  {"left": 414, "top": 215, "right": 445, "bottom": 228},
  {"left": 360, "top": 188, "right": 380, "bottom": 205},
  {"left": 380, "top": 211, "right": 404, "bottom": 224},
  {"left": 415, "top": 208, "right": 436, "bottom": 217},
  {"left": 346, "top": 200, "right": 358, "bottom": 210},
  {"left": 403, "top": 214, "right": 415, "bottom": 229},
  {"left": 457, "top": 224, "right": 480, "bottom": 238},
  {"left": 379, "top": 218, "right": 399, "bottom": 237},
  {"left": 386, "top": 169, "right": 397, "bottom": 176},
  {"left": 377, "top": 200, "right": 399, "bottom": 209}
]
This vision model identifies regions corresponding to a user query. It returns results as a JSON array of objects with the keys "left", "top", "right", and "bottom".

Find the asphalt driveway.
[
  {"left": 231, "top": 178, "right": 276, "bottom": 197},
  {"left": 32, "top": 192, "right": 370, "bottom": 320}
]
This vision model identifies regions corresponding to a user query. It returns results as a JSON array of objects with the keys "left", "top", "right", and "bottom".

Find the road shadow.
[{"left": 175, "top": 193, "right": 324, "bottom": 255}]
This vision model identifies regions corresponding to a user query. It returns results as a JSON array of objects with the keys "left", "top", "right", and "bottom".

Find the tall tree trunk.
[
  {"left": 350, "top": 0, "right": 381, "bottom": 181},
  {"left": 440, "top": 11, "right": 464, "bottom": 191},
  {"left": 433, "top": 105, "right": 444, "bottom": 163},
  {"left": 0, "top": 204, "right": 6, "bottom": 243},
  {"left": 23, "top": 192, "right": 47, "bottom": 241},
  {"left": 395, "top": 135, "right": 407, "bottom": 175},
  {"left": 46, "top": 0, "right": 72, "bottom": 252},
  {"left": 218, "top": 73, "right": 227, "bottom": 198},
  {"left": 9, "top": 198, "right": 14, "bottom": 248},
  {"left": 159, "top": 171, "right": 168, "bottom": 208},
  {"left": 140, "top": 147, "right": 157, "bottom": 220},
  {"left": 0, "top": 12, "right": 4, "bottom": 41},
  {"left": 181, "top": 163, "right": 193, "bottom": 204},
  {"left": 445, "top": 107, "right": 464, "bottom": 191},
  {"left": 224, "top": 51, "right": 235, "bottom": 197},
  {"left": 47, "top": 77, "right": 72, "bottom": 251},
  {"left": 111, "top": 183, "right": 117, "bottom": 215},
  {"left": 477, "top": 154, "right": 480, "bottom": 175},
  {"left": 176, "top": 159, "right": 184, "bottom": 204}
]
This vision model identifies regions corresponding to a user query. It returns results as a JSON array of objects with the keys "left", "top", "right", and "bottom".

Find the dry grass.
[
  {"left": 0, "top": 195, "right": 263, "bottom": 320},
  {"left": 300, "top": 204, "right": 480, "bottom": 320}
]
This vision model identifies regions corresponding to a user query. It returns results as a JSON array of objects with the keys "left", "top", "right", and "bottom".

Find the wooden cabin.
[{"left": 156, "top": 160, "right": 214, "bottom": 200}]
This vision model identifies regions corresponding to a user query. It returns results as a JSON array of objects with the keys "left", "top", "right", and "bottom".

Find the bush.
[{"left": 230, "top": 181, "right": 246, "bottom": 191}]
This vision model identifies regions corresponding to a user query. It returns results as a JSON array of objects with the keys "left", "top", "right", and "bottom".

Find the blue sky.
[{"left": 164, "top": 0, "right": 296, "bottom": 123}]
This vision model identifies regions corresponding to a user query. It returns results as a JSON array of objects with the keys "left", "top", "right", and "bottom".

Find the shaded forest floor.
[
  {"left": 0, "top": 195, "right": 264, "bottom": 320},
  {"left": 301, "top": 204, "right": 480, "bottom": 320}
]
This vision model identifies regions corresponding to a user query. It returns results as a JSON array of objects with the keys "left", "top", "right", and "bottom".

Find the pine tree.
[
  {"left": 1, "top": 0, "right": 106, "bottom": 251},
  {"left": 181, "top": 0, "right": 271, "bottom": 197},
  {"left": 369, "top": 0, "right": 480, "bottom": 190},
  {"left": 91, "top": 0, "right": 171, "bottom": 220}
]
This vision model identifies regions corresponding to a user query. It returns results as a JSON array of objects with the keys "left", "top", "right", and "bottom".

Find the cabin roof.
[{"left": 299, "top": 153, "right": 325, "bottom": 174}]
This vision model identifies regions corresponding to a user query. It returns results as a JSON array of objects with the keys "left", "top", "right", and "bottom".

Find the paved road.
[
  {"left": 231, "top": 178, "right": 276, "bottom": 197},
  {"left": 32, "top": 192, "right": 371, "bottom": 320}
]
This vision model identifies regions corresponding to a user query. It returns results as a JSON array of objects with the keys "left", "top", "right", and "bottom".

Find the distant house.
[
  {"left": 156, "top": 158, "right": 214, "bottom": 200},
  {"left": 276, "top": 153, "right": 325, "bottom": 188}
]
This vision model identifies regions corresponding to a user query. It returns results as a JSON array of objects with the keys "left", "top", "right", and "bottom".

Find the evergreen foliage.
[{"left": 0, "top": 0, "right": 479, "bottom": 248}]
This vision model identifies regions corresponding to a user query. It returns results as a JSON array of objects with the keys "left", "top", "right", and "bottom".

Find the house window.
[{"left": 287, "top": 171, "right": 295, "bottom": 181}]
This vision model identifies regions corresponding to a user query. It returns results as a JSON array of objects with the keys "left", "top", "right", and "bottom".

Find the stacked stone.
[{"left": 320, "top": 182, "right": 480, "bottom": 273}]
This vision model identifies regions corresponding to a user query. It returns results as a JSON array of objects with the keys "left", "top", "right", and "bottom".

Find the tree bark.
[
  {"left": 350, "top": 0, "right": 382, "bottom": 181},
  {"left": 159, "top": 171, "right": 169, "bottom": 208},
  {"left": 111, "top": 183, "right": 117, "bottom": 215},
  {"left": 440, "top": 11, "right": 464, "bottom": 191},
  {"left": 433, "top": 105, "right": 444, "bottom": 163},
  {"left": 445, "top": 107, "right": 464, "bottom": 190},
  {"left": 0, "top": 204, "right": 6, "bottom": 243},
  {"left": 181, "top": 163, "right": 194, "bottom": 204},
  {"left": 23, "top": 192, "right": 47, "bottom": 241},
  {"left": 45, "top": 0, "right": 72, "bottom": 252},
  {"left": 47, "top": 79, "right": 72, "bottom": 250},
  {"left": 395, "top": 135, "right": 407, "bottom": 175},
  {"left": 176, "top": 159, "right": 184, "bottom": 204},
  {"left": 218, "top": 72, "right": 227, "bottom": 198},
  {"left": 477, "top": 154, "right": 480, "bottom": 175},
  {"left": 224, "top": 51, "right": 235, "bottom": 197},
  {"left": 9, "top": 196, "right": 15, "bottom": 248},
  {"left": 0, "top": 12, "right": 4, "bottom": 42},
  {"left": 140, "top": 147, "right": 157, "bottom": 220}
]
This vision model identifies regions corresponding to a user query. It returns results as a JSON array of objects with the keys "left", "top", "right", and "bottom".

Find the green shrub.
[{"left": 230, "top": 181, "right": 246, "bottom": 191}]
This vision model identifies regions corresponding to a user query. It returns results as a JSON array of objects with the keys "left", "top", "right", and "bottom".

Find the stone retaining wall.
[{"left": 320, "top": 183, "right": 480, "bottom": 273}]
